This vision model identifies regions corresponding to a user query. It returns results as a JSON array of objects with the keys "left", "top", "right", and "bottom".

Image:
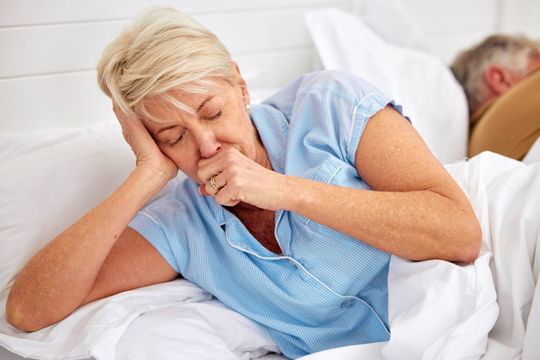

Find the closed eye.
[
  {"left": 204, "top": 111, "right": 222, "bottom": 120},
  {"left": 169, "top": 129, "right": 186, "bottom": 146}
]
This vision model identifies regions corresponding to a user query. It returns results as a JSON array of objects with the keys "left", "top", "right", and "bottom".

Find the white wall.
[
  {"left": 0, "top": 0, "right": 347, "bottom": 131},
  {"left": 498, "top": 0, "right": 540, "bottom": 37},
  {"left": 0, "top": 0, "right": 536, "bottom": 132},
  {"left": 527, "top": 0, "right": 540, "bottom": 37}
]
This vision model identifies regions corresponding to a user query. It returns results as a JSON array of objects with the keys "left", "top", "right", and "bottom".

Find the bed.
[{"left": 1, "top": 0, "right": 539, "bottom": 359}]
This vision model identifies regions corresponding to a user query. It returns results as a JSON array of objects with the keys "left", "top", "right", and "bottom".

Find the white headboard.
[{"left": 0, "top": 0, "right": 534, "bottom": 132}]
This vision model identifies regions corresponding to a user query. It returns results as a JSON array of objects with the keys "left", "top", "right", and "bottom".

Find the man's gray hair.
[{"left": 450, "top": 34, "right": 540, "bottom": 113}]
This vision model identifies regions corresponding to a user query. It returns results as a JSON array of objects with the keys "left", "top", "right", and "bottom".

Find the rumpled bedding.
[
  {"left": 300, "top": 152, "right": 540, "bottom": 360},
  {"left": 1, "top": 152, "right": 538, "bottom": 359}
]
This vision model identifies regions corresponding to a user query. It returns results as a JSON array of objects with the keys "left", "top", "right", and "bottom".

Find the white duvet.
[
  {"left": 302, "top": 152, "right": 540, "bottom": 360},
  {"left": 1, "top": 152, "right": 539, "bottom": 360}
]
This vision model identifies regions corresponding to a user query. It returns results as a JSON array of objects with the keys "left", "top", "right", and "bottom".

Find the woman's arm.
[
  {"left": 6, "top": 104, "right": 179, "bottom": 332},
  {"left": 200, "top": 106, "right": 480, "bottom": 263},
  {"left": 283, "top": 106, "right": 481, "bottom": 262},
  {"left": 5, "top": 168, "right": 174, "bottom": 332}
]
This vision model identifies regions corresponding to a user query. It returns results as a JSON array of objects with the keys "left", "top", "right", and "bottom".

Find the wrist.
[
  {"left": 280, "top": 175, "right": 310, "bottom": 213},
  {"left": 130, "top": 166, "right": 171, "bottom": 193},
  {"left": 136, "top": 164, "right": 175, "bottom": 181}
]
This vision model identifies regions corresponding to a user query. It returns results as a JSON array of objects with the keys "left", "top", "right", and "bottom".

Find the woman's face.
[{"left": 141, "top": 78, "right": 265, "bottom": 183}]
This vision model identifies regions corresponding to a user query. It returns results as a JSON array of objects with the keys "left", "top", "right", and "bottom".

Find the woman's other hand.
[{"left": 113, "top": 101, "right": 178, "bottom": 183}]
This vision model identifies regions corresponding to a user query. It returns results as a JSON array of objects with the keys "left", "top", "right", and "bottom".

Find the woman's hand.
[
  {"left": 197, "top": 147, "right": 290, "bottom": 210},
  {"left": 113, "top": 101, "right": 178, "bottom": 183}
]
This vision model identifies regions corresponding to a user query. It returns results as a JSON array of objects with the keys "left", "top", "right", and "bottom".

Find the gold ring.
[{"left": 209, "top": 176, "right": 222, "bottom": 191}]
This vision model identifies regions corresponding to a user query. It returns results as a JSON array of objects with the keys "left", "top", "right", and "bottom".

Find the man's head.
[{"left": 451, "top": 34, "right": 540, "bottom": 115}]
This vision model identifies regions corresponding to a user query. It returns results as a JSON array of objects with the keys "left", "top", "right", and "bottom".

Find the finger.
[
  {"left": 214, "top": 185, "right": 241, "bottom": 207},
  {"left": 196, "top": 147, "right": 245, "bottom": 185},
  {"left": 199, "top": 185, "right": 210, "bottom": 196},
  {"left": 112, "top": 100, "right": 125, "bottom": 122},
  {"left": 197, "top": 146, "right": 242, "bottom": 168},
  {"left": 197, "top": 154, "right": 226, "bottom": 184},
  {"left": 112, "top": 105, "right": 151, "bottom": 141},
  {"left": 204, "top": 173, "right": 226, "bottom": 196}
]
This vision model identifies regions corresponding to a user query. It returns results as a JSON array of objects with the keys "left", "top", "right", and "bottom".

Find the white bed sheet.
[
  {"left": 0, "top": 346, "right": 286, "bottom": 360},
  {"left": 522, "top": 136, "right": 540, "bottom": 164},
  {"left": 296, "top": 152, "right": 540, "bottom": 360},
  {"left": 0, "top": 252, "right": 496, "bottom": 360}
]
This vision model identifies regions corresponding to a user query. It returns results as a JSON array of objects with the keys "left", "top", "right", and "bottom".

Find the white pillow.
[
  {"left": 0, "top": 280, "right": 213, "bottom": 360},
  {"left": 0, "top": 124, "right": 134, "bottom": 297},
  {"left": 114, "top": 299, "right": 279, "bottom": 360},
  {"left": 0, "top": 120, "right": 118, "bottom": 162},
  {"left": 350, "top": 0, "right": 428, "bottom": 51},
  {"left": 0, "top": 124, "right": 278, "bottom": 359},
  {"left": 305, "top": 8, "right": 469, "bottom": 164}
]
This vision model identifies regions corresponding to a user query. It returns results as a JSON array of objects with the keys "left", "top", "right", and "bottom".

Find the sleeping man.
[{"left": 451, "top": 34, "right": 540, "bottom": 160}]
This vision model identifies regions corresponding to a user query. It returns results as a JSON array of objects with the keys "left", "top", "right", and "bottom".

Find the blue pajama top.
[{"left": 129, "top": 70, "right": 397, "bottom": 359}]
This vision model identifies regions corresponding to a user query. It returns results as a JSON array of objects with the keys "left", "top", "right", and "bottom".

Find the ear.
[
  {"left": 231, "top": 61, "right": 250, "bottom": 106},
  {"left": 483, "top": 64, "right": 519, "bottom": 96}
]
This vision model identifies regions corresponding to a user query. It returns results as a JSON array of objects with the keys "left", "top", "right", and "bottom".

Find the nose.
[{"left": 195, "top": 126, "right": 221, "bottom": 159}]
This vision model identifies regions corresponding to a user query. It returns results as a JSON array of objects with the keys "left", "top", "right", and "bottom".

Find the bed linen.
[
  {"left": 522, "top": 136, "right": 540, "bottom": 164},
  {"left": 459, "top": 153, "right": 540, "bottom": 360},
  {"left": 132, "top": 153, "right": 539, "bottom": 360},
  {"left": 0, "top": 255, "right": 497, "bottom": 360},
  {"left": 0, "top": 121, "right": 500, "bottom": 359},
  {"left": 1, "top": 111, "right": 538, "bottom": 360},
  {"left": 298, "top": 152, "right": 540, "bottom": 360}
]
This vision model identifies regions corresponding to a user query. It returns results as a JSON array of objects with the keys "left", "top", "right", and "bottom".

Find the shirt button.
[{"left": 340, "top": 299, "right": 355, "bottom": 308}]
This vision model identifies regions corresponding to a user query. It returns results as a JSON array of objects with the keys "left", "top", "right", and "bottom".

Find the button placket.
[
  {"left": 287, "top": 258, "right": 298, "bottom": 269},
  {"left": 340, "top": 298, "right": 355, "bottom": 308}
]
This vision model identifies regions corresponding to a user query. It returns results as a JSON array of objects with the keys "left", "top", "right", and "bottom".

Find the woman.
[{"left": 5, "top": 7, "right": 481, "bottom": 358}]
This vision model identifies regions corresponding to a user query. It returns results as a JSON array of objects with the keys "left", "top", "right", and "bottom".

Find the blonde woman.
[{"left": 6, "top": 7, "right": 481, "bottom": 358}]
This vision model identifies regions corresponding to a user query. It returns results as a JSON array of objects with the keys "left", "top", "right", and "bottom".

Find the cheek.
[{"left": 163, "top": 146, "right": 200, "bottom": 179}]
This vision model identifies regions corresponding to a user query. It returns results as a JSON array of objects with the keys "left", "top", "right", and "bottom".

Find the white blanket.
[
  {"left": 461, "top": 153, "right": 540, "bottom": 360},
  {"left": 299, "top": 152, "right": 540, "bottom": 360}
]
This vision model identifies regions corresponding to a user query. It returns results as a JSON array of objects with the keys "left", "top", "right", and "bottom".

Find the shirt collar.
[{"left": 249, "top": 104, "right": 289, "bottom": 174}]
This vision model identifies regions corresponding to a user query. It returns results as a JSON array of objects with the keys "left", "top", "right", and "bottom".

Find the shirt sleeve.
[
  {"left": 348, "top": 94, "right": 406, "bottom": 167},
  {"left": 128, "top": 193, "right": 184, "bottom": 273},
  {"left": 294, "top": 71, "right": 405, "bottom": 168}
]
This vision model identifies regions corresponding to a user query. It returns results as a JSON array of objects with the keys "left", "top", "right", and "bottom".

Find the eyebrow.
[
  {"left": 197, "top": 96, "right": 214, "bottom": 112},
  {"left": 156, "top": 124, "right": 178, "bottom": 136}
]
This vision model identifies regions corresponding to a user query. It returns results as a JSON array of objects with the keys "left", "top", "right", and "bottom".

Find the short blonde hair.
[
  {"left": 450, "top": 34, "right": 540, "bottom": 113},
  {"left": 97, "top": 6, "right": 235, "bottom": 121}
]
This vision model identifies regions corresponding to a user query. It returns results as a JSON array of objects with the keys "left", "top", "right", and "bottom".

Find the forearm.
[
  {"left": 6, "top": 167, "right": 167, "bottom": 331},
  {"left": 283, "top": 176, "right": 481, "bottom": 262}
]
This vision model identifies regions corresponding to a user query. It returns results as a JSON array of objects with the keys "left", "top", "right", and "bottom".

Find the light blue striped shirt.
[{"left": 129, "top": 70, "right": 395, "bottom": 358}]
